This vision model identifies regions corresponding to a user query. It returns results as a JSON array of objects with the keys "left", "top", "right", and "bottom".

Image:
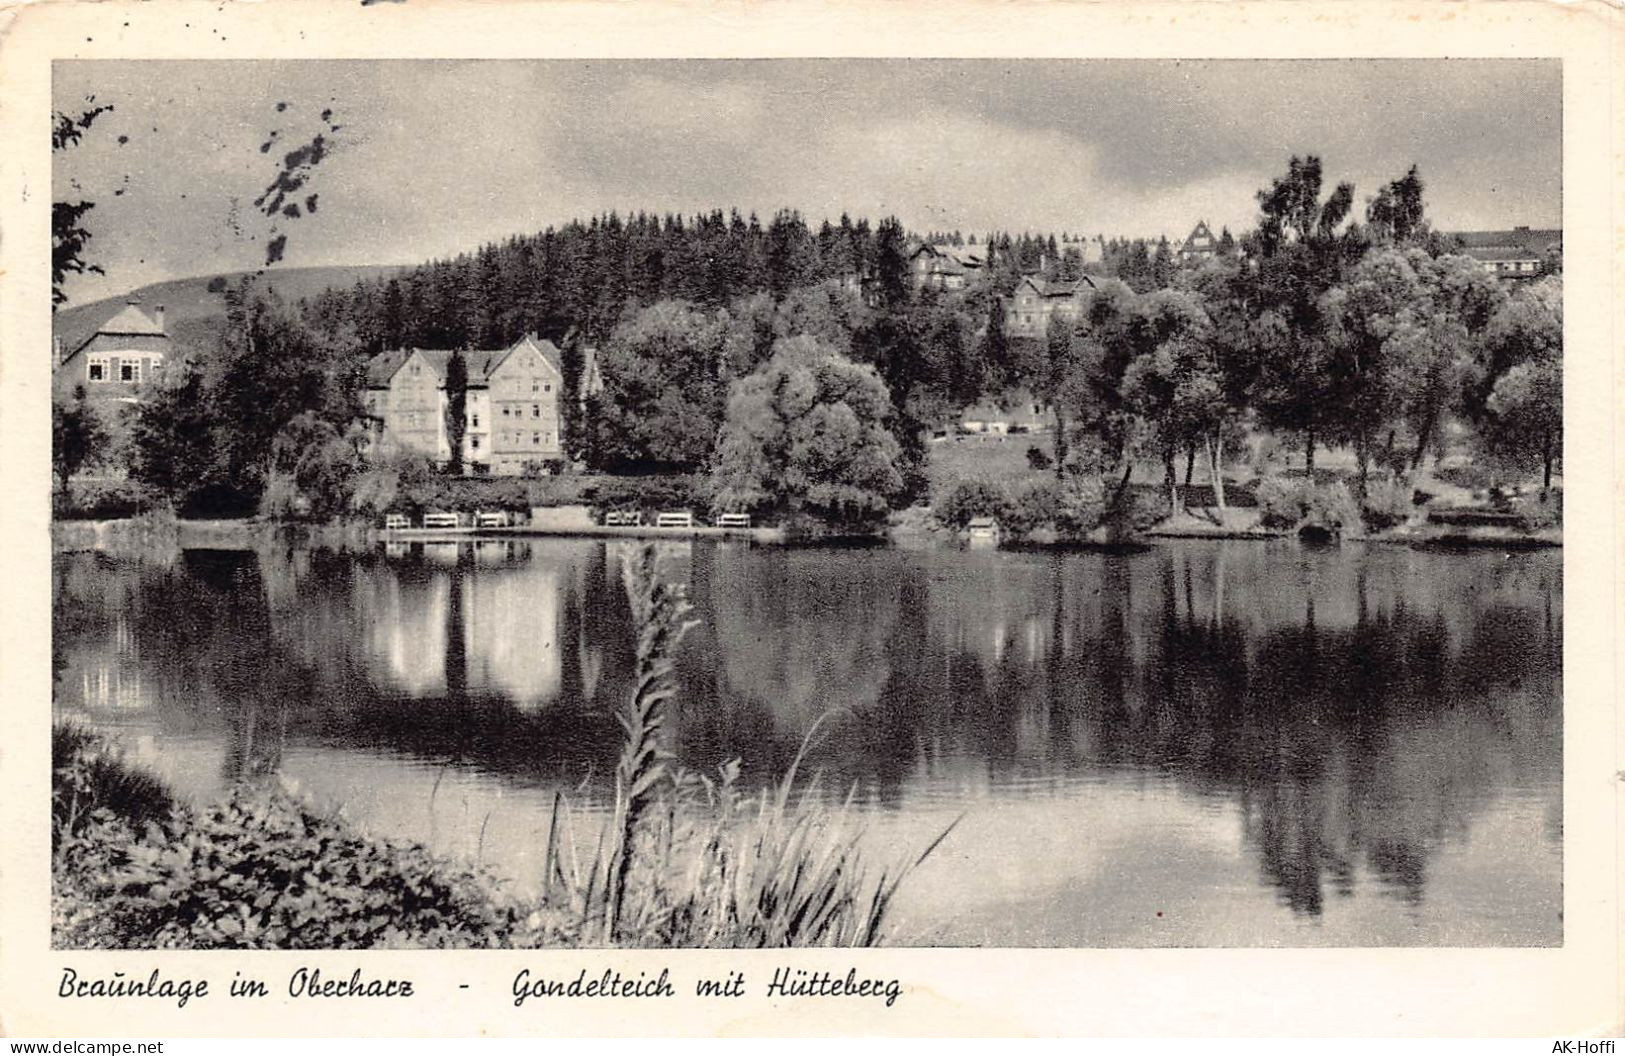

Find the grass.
[
  {"left": 52, "top": 544, "right": 956, "bottom": 949},
  {"left": 534, "top": 546, "right": 960, "bottom": 947}
]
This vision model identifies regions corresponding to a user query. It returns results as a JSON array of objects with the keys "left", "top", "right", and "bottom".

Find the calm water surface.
[{"left": 53, "top": 537, "right": 1562, "bottom": 946}]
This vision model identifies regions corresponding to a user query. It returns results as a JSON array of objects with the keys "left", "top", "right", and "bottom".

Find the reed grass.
[{"left": 534, "top": 544, "right": 959, "bottom": 947}]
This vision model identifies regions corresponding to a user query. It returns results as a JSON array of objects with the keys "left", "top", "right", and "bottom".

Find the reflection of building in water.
[
  {"left": 56, "top": 612, "right": 153, "bottom": 714},
  {"left": 358, "top": 573, "right": 450, "bottom": 696},
  {"left": 461, "top": 563, "right": 563, "bottom": 710}
]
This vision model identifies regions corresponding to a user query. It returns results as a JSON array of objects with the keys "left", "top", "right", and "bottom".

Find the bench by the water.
[
  {"left": 383, "top": 512, "right": 411, "bottom": 531},
  {"left": 422, "top": 511, "right": 460, "bottom": 529},
  {"left": 474, "top": 510, "right": 511, "bottom": 528},
  {"left": 603, "top": 509, "right": 643, "bottom": 527},
  {"left": 655, "top": 510, "right": 694, "bottom": 528},
  {"left": 714, "top": 512, "right": 752, "bottom": 529}
]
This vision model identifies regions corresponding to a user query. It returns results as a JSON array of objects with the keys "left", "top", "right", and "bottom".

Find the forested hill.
[
  {"left": 54, "top": 209, "right": 1190, "bottom": 363},
  {"left": 52, "top": 265, "right": 408, "bottom": 355}
]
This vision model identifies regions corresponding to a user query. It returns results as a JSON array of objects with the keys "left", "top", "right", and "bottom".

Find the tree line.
[{"left": 56, "top": 154, "right": 1561, "bottom": 531}]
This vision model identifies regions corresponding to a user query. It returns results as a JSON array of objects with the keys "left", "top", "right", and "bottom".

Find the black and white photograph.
[{"left": 44, "top": 55, "right": 1568, "bottom": 954}]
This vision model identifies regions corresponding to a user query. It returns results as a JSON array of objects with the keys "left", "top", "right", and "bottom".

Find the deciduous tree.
[{"left": 710, "top": 336, "right": 904, "bottom": 529}]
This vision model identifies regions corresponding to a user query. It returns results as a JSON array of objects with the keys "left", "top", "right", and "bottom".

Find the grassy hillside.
[{"left": 53, "top": 264, "right": 406, "bottom": 355}]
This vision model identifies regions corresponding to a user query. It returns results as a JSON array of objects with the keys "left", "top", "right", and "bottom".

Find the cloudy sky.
[{"left": 53, "top": 59, "right": 1562, "bottom": 306}]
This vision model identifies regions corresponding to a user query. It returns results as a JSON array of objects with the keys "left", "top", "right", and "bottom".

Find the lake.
[{"left": 52, "top": 536, "right": 1562, "bottom": 947}]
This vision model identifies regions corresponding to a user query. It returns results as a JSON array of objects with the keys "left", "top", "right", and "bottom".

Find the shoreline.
[{"left": 51, "top": 512, "right": 1562, "bottom": 555}]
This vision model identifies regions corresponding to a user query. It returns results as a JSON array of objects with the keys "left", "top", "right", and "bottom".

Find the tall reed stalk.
[
  {"left": 603, "top": 544, "right": 698, "bottom": 940},
  {"left": 536, "top": 542, "right": 959, "bottom": 947}
]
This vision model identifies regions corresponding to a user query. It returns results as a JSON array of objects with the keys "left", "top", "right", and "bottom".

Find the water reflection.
[{"left": 53, "top": 538, "right": 1561, "bottom": 946}]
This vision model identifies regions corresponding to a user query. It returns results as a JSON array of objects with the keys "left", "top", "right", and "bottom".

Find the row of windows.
[
  {"left": 87, "top": 357, "right": 160, "bottom": 383},
  {"left": 490, "top": 431, "right": 555, "bottom": 447}
]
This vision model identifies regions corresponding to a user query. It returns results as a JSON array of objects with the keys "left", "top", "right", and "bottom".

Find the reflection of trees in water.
[
  {"left": 694, "top": 548, "right": 903, "bottom": 786},
  {"left": 55, "top": 541, "right": 1561, "bottom": 913}
]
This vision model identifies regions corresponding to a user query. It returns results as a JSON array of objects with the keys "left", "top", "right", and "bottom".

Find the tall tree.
[
  {"left": 52, "top": 386, "right": 107, "bottom": 494},
  {"left": 588, "top": 300, "right": 732, "bottom": 473},
  {"left": 710, "top": 336, "right": 904, "bottom": 529},
  {"left": 870, "top": 217, "right": 912, "bottom": 311},
  {"left": 443, "top": 348, "right": 469, "bottom": 474}
]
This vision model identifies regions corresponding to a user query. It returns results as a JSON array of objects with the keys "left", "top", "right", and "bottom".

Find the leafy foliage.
[
  {"left": 52, "top": 387, "right": 107, "bottom": 493},
  {"left": 710, "top": 336, "right": 905, "bottom": 528}
]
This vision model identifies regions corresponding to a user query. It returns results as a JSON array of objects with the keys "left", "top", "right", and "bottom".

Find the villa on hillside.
[
  {"left": 53, "top": 301, "right": 172, "bottom": 405},
  {"left": 1448, "top": 226, "right": 1562, "bottom": 281},
  {"left": 364, "top": 334, "right": 602, "bottom": 475},
  {"left": 1005, "top": 274, "right": 1095, "bottom": 340},
  {"left": 909, "top": 243, "right": 984, "bottom": 291}
]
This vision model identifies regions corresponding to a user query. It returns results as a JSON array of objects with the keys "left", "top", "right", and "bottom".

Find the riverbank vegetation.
[{"left": 53, "top": 546, "right": 951, "bottom": 949}]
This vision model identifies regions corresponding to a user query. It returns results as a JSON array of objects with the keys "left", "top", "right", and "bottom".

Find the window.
[
  {"left": 121, "top": 363, "right": 134, "bottom": 382},
  {"left": 533, "top": 432, "right": 541, "bottom": 445},
  {"left": 471, "top": 436, "right": 481, "bottom": 451},
  {"left": 502, "top": 406, "right": 510, "bottom": 417},
  {"left": 532, "top": 404, "right": 540, "bottom": 418},
  {"left": 471, "top": 413, "right": 480, "bottom": 428},
  {"left": 88, "top": 362, "right": 104, "bottom": 381},
  {"left": 532, "top": 379, "right": 540, "bottom": 392},
  {"left": 544, "top": 383, "right": 551, "bottom": 393}
]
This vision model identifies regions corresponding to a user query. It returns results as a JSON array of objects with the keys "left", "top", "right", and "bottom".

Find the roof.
[
  {"left": 97, "top": 303, "right": 166, "bottom": 337},
  {"left": 63, "top": 302, "right": 170, "bottom": 362},
  {"left": 911, "top": 243, "right": 980, "bottom": 273},
  {"left": 1461, "top": 246, "right": 1545, "bottom": 263},
  {"left": 365, "top": 334, "right": 566, "bottom": 389},
  {"left": 1017, "top": 274, "right": 1095, "bottom": 298},
  {"left": 1449, "top": 228, "right": 1562, "bottom": 255},
  {"left": 1181, "top": 220, "right": 1217, "bottom": 250}
]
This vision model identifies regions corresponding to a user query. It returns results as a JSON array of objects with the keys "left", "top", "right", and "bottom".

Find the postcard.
[{"left": 1, "top": 0, "right": 1619, "bottom": 1039}]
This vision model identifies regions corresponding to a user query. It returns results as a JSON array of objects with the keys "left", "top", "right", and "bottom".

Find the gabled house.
[
  {"left": 1005, "top": 274, "right": 1095, "bottom": 340},
  {"left": 363, "top": 334, "right": 585, "bottom": 475},
  {"left": 1177, "top": 220, "right": 1220, "bottom": 264},
  {"left": 53, "top": 302, "right": 172, "bottom": 404},
  {"left": 909, "top": 243, "right": 982, "bottom": 291},
  {"left": 474, "top": 333, "right": 567, "bottom": 475}
]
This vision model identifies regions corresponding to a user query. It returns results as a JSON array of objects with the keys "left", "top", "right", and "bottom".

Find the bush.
[
  {"left": 257, "top": 471, "right": 309, "bottom": 521},
  {"left": 55, "top": 790, "right": 530, "bottom": 950},
  {"left": 1256, "top": 476, "right": 1304, "bottom": 529},
  {"left": 1302, "top": 481, "right": 1359, "bottom": 533},
  {"left": 56, "top": 479, "right": 163, "bottom": 521},
  {"left": 1256, "top": 477, "right": 1361, "bottom": 532},
  {"left": 935, "top": 479, "right": 1009, "bottom": 530},
  {"left": 1025, "top": 445, "right": 1052, "bottom": 471},
  {"left": 53, "top": 723, "right": 177, "bottom": 851},
  {"left": 1056, "top": 474, "right": 1107, "bottom": 534},
  {"left": 1360, "top": 476, "right": 1416, "bottom": 531},
  {"left": 589, "top": 475, "right": 708, "bottom": 519},
  {"left": 1004, "top": 478, "right": 1061, "bottom": 535}
]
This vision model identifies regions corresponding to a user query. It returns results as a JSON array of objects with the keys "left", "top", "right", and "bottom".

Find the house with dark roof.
[
  {"left": 364, "top": 334, "right": 596, "bottom": 474},
  {"left": 52, "top": 302, "right": 172, "bottom": 404},
  {"left": 1005, "top": 274, "right": 1095, "bottom": 340},
  {"left": 909, "top": 243, "right": 982, "bottom": 291},
  {"left": 1177, "top": 220, "right": 1220, "bottom": 264},
  {"left": 1449, "top": 226, "right": 1562, "bottom": 281}
]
